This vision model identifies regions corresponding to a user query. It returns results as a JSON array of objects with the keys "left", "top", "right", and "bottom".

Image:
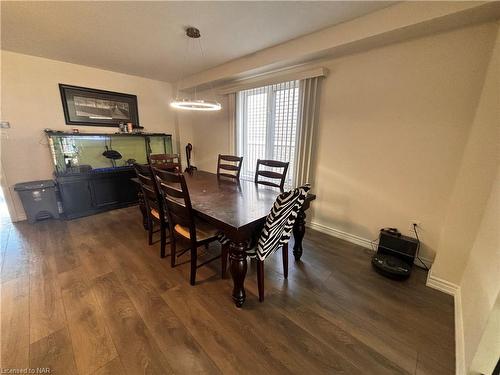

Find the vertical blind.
[{"left": 236, "top": 80, "right": 300, "bottom": 187}]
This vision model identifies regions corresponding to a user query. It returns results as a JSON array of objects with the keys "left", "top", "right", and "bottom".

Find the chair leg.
[
  {"left": 282, "top": 243, "right": 288, "bottom": 279},
  {"left": 148, "top": 219, "right": 153, "bottom": 245},
  {"left": 170, "top": 238, "right": 177, "bottom": 268},
  {"left": 221, "top": 244, "right": 229, "bottom": 278},
  {"left": 257, "top": 259, "right": 264, "bottom": 302},
  {"left": 190, "top": 245, "right": 197, "bottom": 286},
  {"left": 160, "top": 223, "right": 166, "bottom": 258}
]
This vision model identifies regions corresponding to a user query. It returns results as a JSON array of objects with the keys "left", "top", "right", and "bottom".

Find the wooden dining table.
[{"left": 134, "top": 170, "right": 316, "bottom": 307}]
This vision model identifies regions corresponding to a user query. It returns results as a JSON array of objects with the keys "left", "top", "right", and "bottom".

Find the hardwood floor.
[{"left": 0, "top": 206, "right": 454, "bottom": 374}]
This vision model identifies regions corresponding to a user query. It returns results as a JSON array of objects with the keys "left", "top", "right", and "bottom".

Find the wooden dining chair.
[
  {"left": 219, "top": 184, "right": 310, "bottom": 301},
  {"left": 133, "top": 163, "right": 169, "bottom": 258},
  {"left": 152, "top": 167, "right": 228, "bottom": 285},
  {"left": 217, "top": 154, "right": 243, "bottom": 180},
  {"left": 149, "top": 153, "right": 182, "bottom": 172},
  {"left": 254, "top": 159, "right": 289, "bottom": 190}
]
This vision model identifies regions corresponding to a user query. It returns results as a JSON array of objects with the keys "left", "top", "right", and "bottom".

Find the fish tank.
[{"left": 46, "top": 131, "right": 173, "bottom": 176}]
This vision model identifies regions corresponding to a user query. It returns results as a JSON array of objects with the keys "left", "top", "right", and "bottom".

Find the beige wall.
[
  {"left": 446, "top": 24, "right": 499, "bottom": 374},
  {"left": 311, "top": 22, "right": 496, "bottom": 262},
  {"left": 460, "top": 166, "right": 499, "bottom": 373},
  {"left": 469, "top": 295, "right": 500, "bottom": 375},
  {"left": 0, "top": 51, "right": 175, "bottom": 221},
  {"left": 181, "top": 22, "right": 498, "bottom": 263},
  {"left": 431, "top": 22, "right": 500, "bottom": 285}
]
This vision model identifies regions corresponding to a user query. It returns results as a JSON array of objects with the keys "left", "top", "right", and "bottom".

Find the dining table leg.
[
  {"left": 229, "top": 240, "right": 248, "bottom": 307},
  {"left": 293, "top": 208, "right": 306, "bottom": 261}
]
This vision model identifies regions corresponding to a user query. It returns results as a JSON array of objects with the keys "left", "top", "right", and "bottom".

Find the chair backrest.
[
  {"left": 257, "top": 184, "right": 311, "bottom": 261},
  {"left": 133, "top": 163, "right": 164, "bottom": 219},
  {"left": 254, "top": 159, "right": 289, "bottom": 190},
  {"left": 152, "top": 168, "right": 197, "bottom": 242},
  {"left": 217, "top": 154, "right": 243, "bottom": 180},
  {"left": 149, "top": 153, "right": 181, "bottom": 172}
]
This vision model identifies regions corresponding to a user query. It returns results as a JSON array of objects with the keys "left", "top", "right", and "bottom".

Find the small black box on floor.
[{"left": 372, "top": 228, "right": 419, "bottom": 279}]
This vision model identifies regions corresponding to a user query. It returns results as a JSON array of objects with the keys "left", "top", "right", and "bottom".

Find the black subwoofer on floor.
[{"left": 372, "top": 228, "right": 419, "bottom": 279}]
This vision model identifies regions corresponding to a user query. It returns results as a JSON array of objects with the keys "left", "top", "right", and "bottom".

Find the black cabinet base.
[{"left": 57, "top": 167, "right": 139, "bottom": 220}]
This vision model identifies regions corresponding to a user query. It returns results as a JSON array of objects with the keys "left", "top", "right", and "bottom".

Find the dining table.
[{"left": 134, "top": 170, "right": 316, "bottom": 307}]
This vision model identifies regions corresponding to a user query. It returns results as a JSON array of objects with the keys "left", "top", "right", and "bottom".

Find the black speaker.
[{"left": 372, "top": 228, "right": 419, "bottom": 279}]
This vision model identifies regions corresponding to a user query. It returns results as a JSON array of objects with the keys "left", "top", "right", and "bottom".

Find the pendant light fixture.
[{"left": 170, "top": 27, "right": 222, "bottom": 111}]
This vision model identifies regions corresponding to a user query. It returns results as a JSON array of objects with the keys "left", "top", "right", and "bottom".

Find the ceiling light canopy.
[{"left": 170, "top": 27, "right": 221, "bottom": 112}]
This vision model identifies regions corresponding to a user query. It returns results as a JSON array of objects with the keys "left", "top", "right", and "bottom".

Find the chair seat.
[
  {"left": 174, "top": 220, "right": 219, "bottom": 242},
  {"left": 150, "top": 208, "right": 161, "bottom": 220},
  {"left": 151, "top": 208, "right": 169, "bottom": 222}
]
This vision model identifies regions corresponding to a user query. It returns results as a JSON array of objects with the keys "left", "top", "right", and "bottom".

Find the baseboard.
[
  {"left": 426, "top": 269, "right": 464, "bottom": 374},
  {"left": 12, "top": 213, "right": 27, "bottom": 222},
  {"left": 454, "top": 287, "right": 465, "bottom": 375},
  {"left": 306, "top": 221, "right": 433, "bottom": 269},
  {"left": 425, "top": 269, "right": 460, "bottom": 296},
  {"left": 307, "top": 221, "right": 373, "bottom": 249}
]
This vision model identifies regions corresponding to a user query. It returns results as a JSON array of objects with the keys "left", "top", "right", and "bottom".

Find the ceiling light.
[
  {"left": 170, "top": 99, "right": 221, "bottom": 111},
  {"left": 170, "top": 27, "right": 221, "bottom": 112}
]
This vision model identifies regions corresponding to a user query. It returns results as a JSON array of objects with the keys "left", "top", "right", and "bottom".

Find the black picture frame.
[{"left": 59, "top": 84, "right": 140, "bottom": 127}]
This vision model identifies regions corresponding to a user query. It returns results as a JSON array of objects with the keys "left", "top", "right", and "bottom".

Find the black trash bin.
[{"left": 14, "top": 180, "right": 60, "bottom": 223}]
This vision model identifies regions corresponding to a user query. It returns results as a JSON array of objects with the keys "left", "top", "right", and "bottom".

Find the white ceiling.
[{"left": 1, "top": 1, "right": 395, "bottom": 82}]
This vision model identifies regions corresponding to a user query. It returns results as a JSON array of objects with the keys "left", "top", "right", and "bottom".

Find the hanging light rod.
[{"left": 170, "top": 27, "right": 222, "bottom": 112}]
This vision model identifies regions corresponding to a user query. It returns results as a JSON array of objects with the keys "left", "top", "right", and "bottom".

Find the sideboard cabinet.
[{"left": 46, "top": 131, "right": 172, "bottom": 219}]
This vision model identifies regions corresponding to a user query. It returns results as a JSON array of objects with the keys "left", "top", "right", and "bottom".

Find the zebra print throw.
[
  {"left": 256, "top": 184, "right": 310, "bottom": 261},
  {"left": 217, "top": 184, "right": 310, "bottom": 261}
]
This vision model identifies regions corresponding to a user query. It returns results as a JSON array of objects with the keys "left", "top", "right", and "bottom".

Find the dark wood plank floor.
[{"left": 0, "top": 206, "right": 454, "bottom": 374}]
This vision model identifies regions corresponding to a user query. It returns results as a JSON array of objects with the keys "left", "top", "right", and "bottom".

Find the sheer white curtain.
[
  {"left": 234, "top": 76, "right": 322, "bottom": 188},
  {"left": 294, "top": 76, "right": 322, "bottom": 186},
  {"left": 227, "top": 93, "right": 236, "bottom": 155}
]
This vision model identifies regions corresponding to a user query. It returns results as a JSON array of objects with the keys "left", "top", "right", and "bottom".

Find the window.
[{"left": 236, "top": 80, "right": 300, "bottom": 187}]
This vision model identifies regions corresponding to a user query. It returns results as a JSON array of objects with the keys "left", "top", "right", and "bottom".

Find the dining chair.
[
  {"left": 149, "top": 153, "right": 182, "bottom": 172},
  {"left": 219, "top": 184, "right": 310, "bottom": 302},
  {"left": 254, "top": 159, "right": 289, "bottom": 190},
  {"left": 217, "top": 154, "right": 243, "bottom": 180},
  {"left": 152, "top": 167, "right": 228, "bottom": 285},
  {"left": 133, "top": 163, "right": 169, "bottom": 258}
]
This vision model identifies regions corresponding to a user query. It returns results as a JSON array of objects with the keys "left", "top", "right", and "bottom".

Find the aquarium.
[{"left": 46, "top": 132, "right": 173, "bottom": 175}]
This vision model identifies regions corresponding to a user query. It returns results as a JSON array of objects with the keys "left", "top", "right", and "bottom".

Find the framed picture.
[{"left": 59, "top": 84, "right": 140, "bottom": 127}]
